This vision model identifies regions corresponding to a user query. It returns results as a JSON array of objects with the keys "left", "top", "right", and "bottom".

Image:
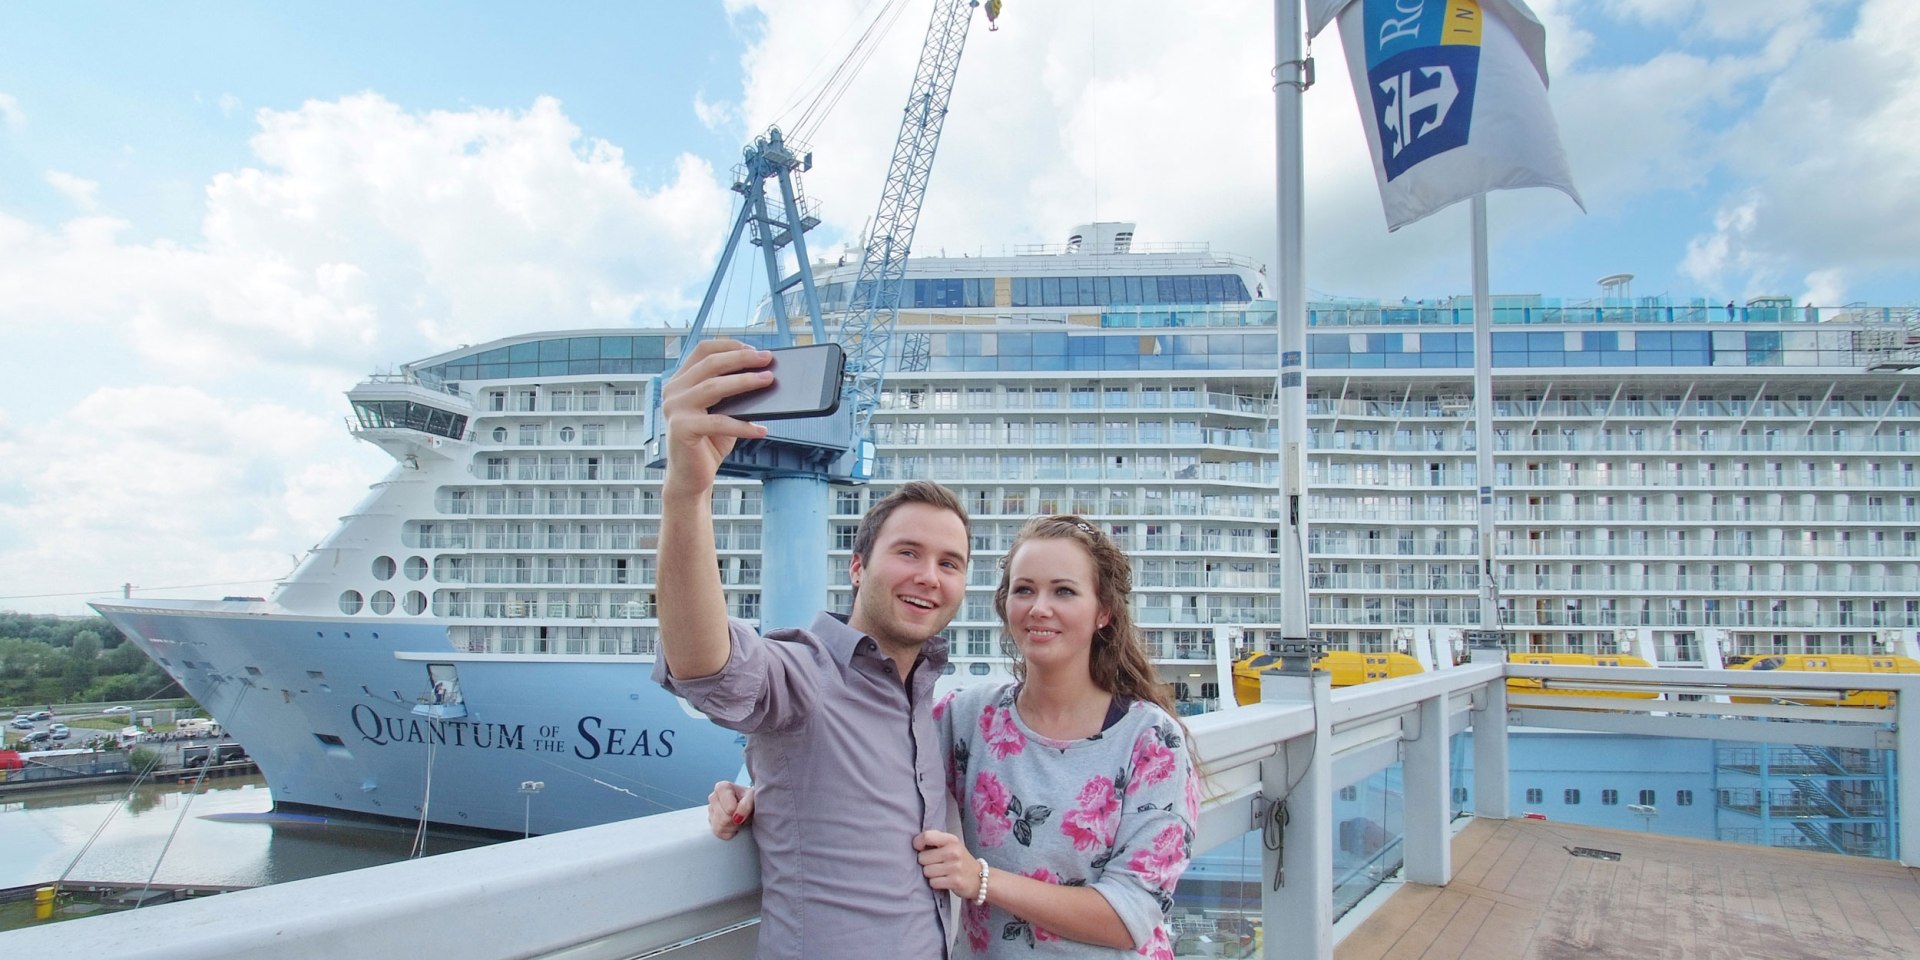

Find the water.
[{"left": 0, "top": 776, "right": 492, "bottom": 891}]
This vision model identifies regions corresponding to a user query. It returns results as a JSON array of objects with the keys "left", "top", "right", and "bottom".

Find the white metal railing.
[{"left": 8, "top": 660, "right": 1916, "bottom": 959}]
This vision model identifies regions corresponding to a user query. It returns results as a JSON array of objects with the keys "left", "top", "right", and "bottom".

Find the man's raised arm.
[{"left": 655, "top": 340, "right": 773, "bottom": 680}]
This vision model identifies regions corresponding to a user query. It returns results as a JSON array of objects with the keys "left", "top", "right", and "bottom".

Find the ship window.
[
  {"left": 1638, "top": 789, "right": 1655, "bottom": 805},
  {"left": 969, "top": 663, "right": 991, "bottom": 676},
  {"left": 493, "top": 427, "right": 508, "bottom": 443},
  {"left": 1452, "top": 787, "right": 1468, "bottom": 804},
  {"left": 941, "top": 663, "right": 956, "bottom": 675},
  {"left": 370, "top": 590, "right": 396, "bottom": 615},
  {"left": 404, "top": 556, "right": 429, "bottom": 580},
  {"left": 338, "top": 590, "right": 364, "bottom": 615},
  {"left": 404, "top": 591, "right": 428, "bottom": 615},
  {"left": 1339, "top": 786, "right": 1358, "bottom": 801},
  {"left": 559, "top": 426, "right": 576, "bottom": 443},
  {"left": 1601, "top": 789, "right": 1618, "bottom": 806},
  {"left": 1676, "top": 790, "right": 1694, "bottom": 806},
  {"left": 1564, "top": 789, "right": 1581, "bottom": 805},
  {"left": 315, "top": 734, "right": 345, "bottom": 747},
  {"left": 372, "top": 556, "right": 397, "bottom": 580}
]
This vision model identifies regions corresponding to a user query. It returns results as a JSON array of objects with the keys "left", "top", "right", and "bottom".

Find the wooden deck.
[{"left": 1338, "top": 817, "right": 1920, "bottom": 960}]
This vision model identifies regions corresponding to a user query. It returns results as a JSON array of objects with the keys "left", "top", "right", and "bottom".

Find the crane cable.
[
  {"left": 782, "top": 0, "right": 917, "bottom": 146},
  {"left": 762, "top": 0, "right": 895, "bottom": 129}
]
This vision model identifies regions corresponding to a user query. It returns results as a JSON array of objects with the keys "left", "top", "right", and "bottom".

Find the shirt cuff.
[{"left": 650, "top": 619, "right": 770, "bottom": 725}]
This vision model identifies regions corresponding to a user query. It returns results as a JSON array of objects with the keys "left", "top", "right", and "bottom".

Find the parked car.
[
  {"left": 8, "top": 716, "right": 31, "bottom": 730},
  {"left": 29, "top": 710, "right": 52, "bottom": 722},
  {"left": 23, "top": 730, "right": 51, "bottom": 744},
  {"left": 104, "top": 705, "right": 132, "bottom": 715},
  {"left": 48, "top": 723, "right": 70, "bottom": 740}
]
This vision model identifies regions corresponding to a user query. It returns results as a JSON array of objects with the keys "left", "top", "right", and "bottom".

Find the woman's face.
[{"left": 1004, "top": 537, "right": 1110, "bottom": 675}]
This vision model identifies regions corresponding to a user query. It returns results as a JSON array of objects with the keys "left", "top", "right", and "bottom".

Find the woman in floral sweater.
[
  {"left": 713, "top": 516, "right": 1199, "bottom": 958},
  {"left": 924, "top": 516, "right": 1198, "bottom": 958}
]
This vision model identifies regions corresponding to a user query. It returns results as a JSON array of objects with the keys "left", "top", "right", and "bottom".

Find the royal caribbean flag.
[{"left": 1306, "top": 0, "right": 1584, "bottom": 230}]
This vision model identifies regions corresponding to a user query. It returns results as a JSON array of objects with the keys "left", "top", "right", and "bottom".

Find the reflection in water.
[{"left": 0, "top": 775, "right": 492, "bottom": 890}]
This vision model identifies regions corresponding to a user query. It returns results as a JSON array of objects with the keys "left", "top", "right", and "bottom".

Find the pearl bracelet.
[{"left": 973, "top": 858, "right": 991, "bottom": 907}]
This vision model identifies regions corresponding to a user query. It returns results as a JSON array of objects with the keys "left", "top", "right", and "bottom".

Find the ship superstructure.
[{"left": 94, "top": 222, "right": 1920, "bottom": 838}]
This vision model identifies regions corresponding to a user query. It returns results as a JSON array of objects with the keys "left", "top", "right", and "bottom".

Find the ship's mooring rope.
[{"left": 133, "top": 679, "right": 253, "bottom": 908}]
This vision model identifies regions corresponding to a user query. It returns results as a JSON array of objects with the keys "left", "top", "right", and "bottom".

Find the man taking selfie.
[{"left": 653, "top": 338, "right": 971, "bottom": 959}]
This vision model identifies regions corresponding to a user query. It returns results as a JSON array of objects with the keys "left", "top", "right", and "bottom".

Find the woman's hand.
[
  {"left": 913, "top": 829, "right": 984, "bottom": 902},
  {"left": 707, "top": 781, "right": 754, "bottom": 840}
]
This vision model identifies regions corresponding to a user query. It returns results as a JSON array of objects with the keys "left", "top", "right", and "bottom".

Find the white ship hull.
[{"left": 94, "top": 600, "right": 745, "bottom": 835}]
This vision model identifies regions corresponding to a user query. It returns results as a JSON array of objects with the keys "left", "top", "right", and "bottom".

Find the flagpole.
[
  {"left": 1471, "top": 193, "right": 1501, "bottom": 648},
  {"left": 1266, "top": 3, "right": 1333, "bottom": 957},
  {"left": 1275, "top": 0, "right": 1310, "bottom": 657}
]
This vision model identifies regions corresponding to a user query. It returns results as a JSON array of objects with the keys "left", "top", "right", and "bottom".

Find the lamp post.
[
  {"left": 1627, "top": 803, "right": 1659, "bottom": 832},
  {"left": 518, "top": 780, "right": 545, "bottom": 838}
]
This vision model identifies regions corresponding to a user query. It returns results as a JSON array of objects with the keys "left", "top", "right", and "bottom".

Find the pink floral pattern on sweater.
[
  {"left": 972, "top": 770, "right": 1013, "bottom": 848},
  {"left": 964, "top": 899, "right": 991, "bottom": 952},
  {"left": 979, "top": 704, "right": 1026, "bottom": 760},
  {"left": 1134, "top": 927, "right": 1175, "bottom": 960},
  {"left": 938, "top": 683, "right": 1197, "bottom": 958},
  {"left": 1127, "top": 729, "right": 1177, "bottom": 795},
  {"left": 1060, "top": 775, "right": 1121, "bottom": 852},
  {"left": 1125, "top": 823, "right": 1188, "bottom": 891}
]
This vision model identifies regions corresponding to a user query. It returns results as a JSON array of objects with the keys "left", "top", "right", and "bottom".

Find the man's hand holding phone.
[
  {"left": 659, "top": 340, "right": 846, "bottom": 500},
  {"left": 658, "top": 340, "right": 776, "bottom": 500}
]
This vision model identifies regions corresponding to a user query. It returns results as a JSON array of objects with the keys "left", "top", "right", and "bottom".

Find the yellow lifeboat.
[
  {"left": 1231, "top": 650, "right": 1424, "bottom": 706},
  {"left": 1727, "top": 654, "right": 1919, "bottom": 707},
  {"left": 1505, "top": 652, "right": 1658, "bottom": 698}
]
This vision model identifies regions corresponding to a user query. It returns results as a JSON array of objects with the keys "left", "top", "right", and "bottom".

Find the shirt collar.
[{"left": 811, "top": 610, "right": 951, "bottom": 673}]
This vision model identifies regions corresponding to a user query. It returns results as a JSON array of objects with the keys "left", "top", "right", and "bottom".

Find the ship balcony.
[
  {"left": 874, "top": 387, "right": 1273, "bottom": 418},
  {"left": 1497, "top": 573, "right": 1920, "bottom": 595},
  {"left": 1494, "top": 505, "right": 1920, "bottom": 525},
  {"left": 21, "top": 660, "right": 1920, "bottom": 959},
  {"left": 1488, "top": 540, "right": 1920, "bottom": 560},
  {"left": 1308, "top": 434, "right": 1918, "bottom": 455}
]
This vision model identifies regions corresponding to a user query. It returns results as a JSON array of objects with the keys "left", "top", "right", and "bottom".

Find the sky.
[{"left": 0, "top": 0, "right": 1915, "bottom": 615}]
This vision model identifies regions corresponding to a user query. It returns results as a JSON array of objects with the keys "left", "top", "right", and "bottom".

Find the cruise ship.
[{"left": 92, "top": 221, "right": 1920, "bottom": 840}]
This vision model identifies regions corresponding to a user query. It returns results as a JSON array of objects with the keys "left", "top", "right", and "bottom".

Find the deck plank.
[{"left": 1336, "top": 818, "right": 1920, "bottom": 960}]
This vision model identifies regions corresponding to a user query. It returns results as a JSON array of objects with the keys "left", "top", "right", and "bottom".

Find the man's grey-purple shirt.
[{"left": 653, "top": 612, "right": 950, "bottom": 960}]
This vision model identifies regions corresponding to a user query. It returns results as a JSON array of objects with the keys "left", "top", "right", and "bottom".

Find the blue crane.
[
  {"left": 837, "top": 0, "right": 994, "bottom": 438},
  {"left": 653, "top": 0, "right": 997, "bottom": 629}
]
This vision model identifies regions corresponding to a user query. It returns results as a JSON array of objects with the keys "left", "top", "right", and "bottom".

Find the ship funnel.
[{"left": 1065, "top": 222, "right": 1138, "bottom": 255}]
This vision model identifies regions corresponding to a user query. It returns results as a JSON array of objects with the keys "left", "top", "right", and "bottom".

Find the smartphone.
[{"left": 709, "top": 342, "right": 846, "bottom": 421}]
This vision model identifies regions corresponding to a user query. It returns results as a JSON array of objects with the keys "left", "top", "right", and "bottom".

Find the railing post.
[
  {"left": 1898, "top": 680, "right": 1919, "bottom": 866},
  {"left": 1470, "top": 646, "right": 1510, "bottom": 821},
  {"left": 1259, "top": 669, "right": 1332, "bottom": 959},
  {"left": 1402, "top": 687, "right": 1452, "bottom": 885}
]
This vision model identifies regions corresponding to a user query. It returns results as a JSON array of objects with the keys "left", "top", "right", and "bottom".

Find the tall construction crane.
[
  {"left": 653, "top": 0, "right": 998, "bottom": 629},
  {"left": 837, "top": 0, "right": 996, "bottom": 439}
]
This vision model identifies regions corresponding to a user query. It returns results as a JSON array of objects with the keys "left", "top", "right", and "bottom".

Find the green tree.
[{"left": 71, "top": 630, "right": 102, "bottom": 661}]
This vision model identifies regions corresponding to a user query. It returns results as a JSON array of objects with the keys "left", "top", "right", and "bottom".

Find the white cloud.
[
  {"left": 1680, "top": 193, "right": 1762, "bottom": 292},
  {"left": 1677, "top": 0, "right": 1920, "bottom": 302},
  {"left": 44, "top": 170, "right": 100, "bottom": 210},
  {"left": 716, "top": 0, "right": 1913, "bottom": 303},
  {"left": 0, "top": 385, "right": 390, "bottom": 612},
  {"left": 0, "top": 93, "right": 738, "bottom": 613},
  {"left": 0, "top": 93, "right": 734, "bottom": 382},
  {"left": 219, "top": 92, "right": 241, "bottom": 117},
  {"left": 693, "top": 92, "right": 736, "bottom": 131},
  {"left": 0, "top": 93, "right": 22, "bottom": 130}
]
